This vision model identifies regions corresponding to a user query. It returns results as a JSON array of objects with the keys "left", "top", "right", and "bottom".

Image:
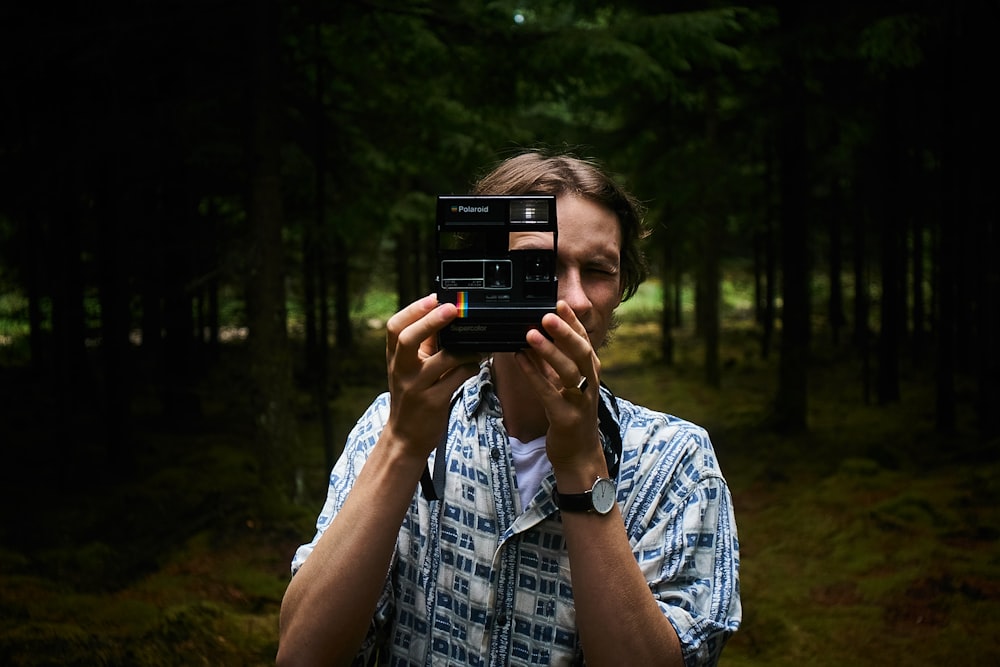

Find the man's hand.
[
  {"left": 515, "top": 300, "right": 603, "bottom": 474},
  {"left": 383, "top": 294, "right": 480, "bottom": 457}
]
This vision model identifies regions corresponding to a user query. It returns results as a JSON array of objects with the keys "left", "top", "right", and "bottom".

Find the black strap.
[
  {"left": 419, "top": 383, "right": 623, "bottom": 502},
  {"left": 420, "top": 427, "right": 450, "bottom": 502},
  {"left": 597, "top": 381, "right": 622, "bottom": 480}
]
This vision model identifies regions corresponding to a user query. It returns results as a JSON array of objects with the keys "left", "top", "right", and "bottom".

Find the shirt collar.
[{"left": 456, "top": 357, "right": 497, "bottom": 419}]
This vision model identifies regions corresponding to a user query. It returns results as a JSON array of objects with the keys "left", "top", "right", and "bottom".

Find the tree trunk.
[
  {"left": 303, "top": 223, "right": 319, "bottom": 381},
  {"left": 760, "top": 147, "right": 777, "bottom": 361},
  {"left": 333, "top": 232, "right": 354, "bottom": 349},
  {"left": 160, "top": 172, "right": 201, "bottom": 428},
  {"left": 26, "top": 212, "right": 45, "bottom": 373},
  {"left": 701, "top": 85, "right": 722, "bottom": 388},
  {"left": 312, "top": 18, "right": 337, "bottom": 476},
  {"left": 771, "top": 0, "right": 809, "bottom": 432},
  {"left": 911, "top": 205, "right": 926, "bottom": 365},
  {"left": 395, "top": 227, "right": 419, "bottom": 310},
  {"left": 50, "top": 194, "right": 87, "bottom": 415},
  {"left": 828, "top": 181, "right": 846, "bottom": 346},
  {"left": 944, "top": 1, "right": 996, "bottom": 438},
  {"left": 694, "top": 275, "right": 705, "bottom": 339},
  {"left": 659, "top": 232, "right": 675, "bottom": 365},
  {"left": 763, "top": 219, "right": 777, "bottom": 361},
  {"left": 97, "top": 167, "right": 133, "bottom": 474},
  {"left": 673, "top": 261, "right": 683, "bottom": 330},
  {"left": 852, "top": 195, "right": 872, "bottom": 406},
  {"left": 246, "top": 0, "right": 298, "bottom": 495},
  {"left": 875, "top": 76, "right": 903, "bottom": 405},
  {"left": 935, "top": 187, "right": 957, "bottom": 433}
]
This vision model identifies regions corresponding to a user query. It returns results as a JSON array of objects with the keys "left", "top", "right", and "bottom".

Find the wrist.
[
  {"left": 377, "top": 422, "right": 439, "bottom": 471},
  {"left": 549, "top": 446, "right": 608, "bottom": 494},
  {"left": 554, "top": 475, "right": 617, "bottom": 515}
]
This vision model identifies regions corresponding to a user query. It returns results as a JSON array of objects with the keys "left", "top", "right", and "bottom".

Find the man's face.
[{"left": 509, "top": 195, "right": 623, "bottom": 349}]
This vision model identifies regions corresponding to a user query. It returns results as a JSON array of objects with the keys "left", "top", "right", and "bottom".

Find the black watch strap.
[
  {"left": 553, "top": 487, "right": 593, "bottom": 512},
  {"left": 555, "top": 477, "right": 616, "bottom": 515}
]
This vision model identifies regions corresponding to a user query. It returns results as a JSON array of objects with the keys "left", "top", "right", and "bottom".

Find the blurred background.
[{"left": 0, "top": 1, "right": 997, "bottom": 665}]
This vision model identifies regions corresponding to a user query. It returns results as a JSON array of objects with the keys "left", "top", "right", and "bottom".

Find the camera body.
[{"left": 435, "top": 195, "right": 558, "bottom": 352}]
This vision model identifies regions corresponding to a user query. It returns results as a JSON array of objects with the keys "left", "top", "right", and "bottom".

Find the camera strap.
[{"left": 419, "top": 382, "right": 623, "bottom": 503}]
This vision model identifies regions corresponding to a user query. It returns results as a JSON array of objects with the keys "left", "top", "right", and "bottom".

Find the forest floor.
[{"left": 1, "top": 318, "right": 998, "bottom": 666}]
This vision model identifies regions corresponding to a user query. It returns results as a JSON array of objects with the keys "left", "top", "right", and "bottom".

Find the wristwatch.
[{"left": 554, "top": 477, "right": 617, "bottom": 515}]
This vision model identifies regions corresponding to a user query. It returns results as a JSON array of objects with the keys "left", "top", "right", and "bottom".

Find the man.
[{"left": 278, "top": 151, "right": 741, "bottom": 666}]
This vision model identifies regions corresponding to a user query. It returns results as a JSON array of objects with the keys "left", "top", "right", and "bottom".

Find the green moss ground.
[
  {"left": 1, "top": 311, "right": 997, "bottom": 665},
  {"left": 602, "top": 319, "right": 1000, "bottom": 666}
]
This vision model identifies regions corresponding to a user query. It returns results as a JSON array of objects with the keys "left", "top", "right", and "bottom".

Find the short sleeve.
[
  {"left": 622, "top": 418, "right": 741, "bottom": 666},
  {"left": 653, "top": 476, "right": 741, "bottom": 666},
  {"left": 288, "top": 393, "right": 397, "bottom": 665},
  {"left": 291, "top": 393, "right": 391, "bottom": 575}
]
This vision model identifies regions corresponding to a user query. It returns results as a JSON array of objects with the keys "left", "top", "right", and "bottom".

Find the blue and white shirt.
[{"left": 292, "top": 363, "right": 741, "bottom": 666}]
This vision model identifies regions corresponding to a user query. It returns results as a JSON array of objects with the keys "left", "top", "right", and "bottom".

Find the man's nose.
[{"left": 558, "top": 267, "right": 591, "bottom": 316}]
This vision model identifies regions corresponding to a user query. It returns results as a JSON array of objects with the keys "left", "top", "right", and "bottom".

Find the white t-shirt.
[{"left": 509, "top": 434, "right": 550, "bottom": 511}]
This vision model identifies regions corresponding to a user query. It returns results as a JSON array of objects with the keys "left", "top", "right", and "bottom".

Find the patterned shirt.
[{"left": 291, "top": 363, "right": 741, "bottom": 666}]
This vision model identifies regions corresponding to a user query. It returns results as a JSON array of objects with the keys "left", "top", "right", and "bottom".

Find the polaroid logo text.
[{"left": 457, "top": 205, "right": 490, "bottom": 213}]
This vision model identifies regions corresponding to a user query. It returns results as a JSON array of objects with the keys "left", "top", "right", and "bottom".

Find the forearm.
[
  {"left": 277, "top": 435, "right": 426, "bottom": 666},
  {"left": 554, "top": 454, "right": 683, "bottom": 667},
  {"left": 562, "top": 507, "right": 684, "bottom": 666}
]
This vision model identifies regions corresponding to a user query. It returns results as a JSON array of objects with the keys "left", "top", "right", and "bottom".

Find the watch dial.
[{"left": 592, "top": 478, "right": 616, "bottom": 514}]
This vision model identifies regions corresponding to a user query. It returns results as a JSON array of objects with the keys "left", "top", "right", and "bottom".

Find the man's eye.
[{"left": 588, "top": 266, "right": 617, "bottom": 275}]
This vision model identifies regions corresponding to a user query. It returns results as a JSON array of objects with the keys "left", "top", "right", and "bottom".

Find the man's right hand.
[{"left": 382, "top": 294, "right": 480, "bottom": 457}]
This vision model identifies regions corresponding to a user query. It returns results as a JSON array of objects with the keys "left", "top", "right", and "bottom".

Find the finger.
[
  {"left": 541, "top": 307, "right": 590, "bottom": 358},
  {"left": 388, "top": 301, "right": 459, "bottom": 375},
  {"left": 554, "top": 300, "right": 589, "bottom": 339},
  {"left": 524, "top": 330, "right": 567, "bottom": 383},
  {"left": 396, "top": 302, "right": 459, "bottom": 358},
  {"left": 528, "top": 322, "right": 594, "bottom": 391},
  {"left": 386, "top": 294, "right": 440, "bottom": 356},
  {"left": 421, "top": 350, "right": 481, "bottom": 389}
]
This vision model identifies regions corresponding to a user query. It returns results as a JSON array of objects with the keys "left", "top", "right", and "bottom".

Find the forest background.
[{"left": 1, "top": 1, "right": 998, "bottom": 665}]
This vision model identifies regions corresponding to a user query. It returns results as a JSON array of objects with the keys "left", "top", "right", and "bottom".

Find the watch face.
[{"left": 592, "top": 478, "right": 616, "bottom": 514}]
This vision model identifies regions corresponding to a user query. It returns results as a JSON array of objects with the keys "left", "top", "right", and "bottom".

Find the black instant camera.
[{"left": 434, "top": 195, "right": 558, "bottom": 352}]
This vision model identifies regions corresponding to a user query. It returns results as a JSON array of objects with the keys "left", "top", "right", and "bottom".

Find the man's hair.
[{"left": 471, "top": 150, "right": 649, "bottom": 302}]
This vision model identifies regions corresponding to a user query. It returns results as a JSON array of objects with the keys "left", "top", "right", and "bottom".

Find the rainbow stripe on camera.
[{"left": 455, "top": 291, "right": 469, "bottom": 318}]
